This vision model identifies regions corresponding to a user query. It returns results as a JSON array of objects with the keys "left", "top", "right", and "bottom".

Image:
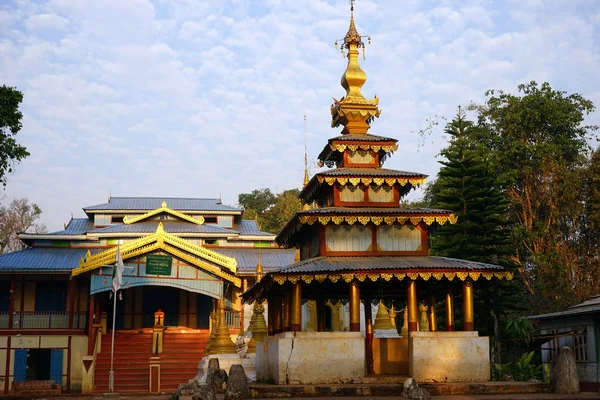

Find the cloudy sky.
[{"left": 1, "top": 0, "right": 599, "bottom": 231}]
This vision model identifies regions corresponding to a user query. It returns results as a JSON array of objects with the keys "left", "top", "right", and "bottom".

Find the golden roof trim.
[
  {"left": 272, "top": 270, "right": 513, "bottom": 285},
  {"left": 316, "top": 175, "right": 427, "bottom": 187},
  {"left": 330, "top": 143, "right": 398, "bottom": 153},
  {"left": 123, "top": 201, "right": 205, "bottom": 225},
  {"left": 298, "top": 214, "right": 457, "bottom": 226},
  {"left": 71, "top": 223, "right": 239, "bottom": 285}
]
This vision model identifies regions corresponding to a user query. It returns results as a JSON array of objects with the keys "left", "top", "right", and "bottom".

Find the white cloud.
[{"left": 0, "top": 0, "right": 598, "bottom": 230}]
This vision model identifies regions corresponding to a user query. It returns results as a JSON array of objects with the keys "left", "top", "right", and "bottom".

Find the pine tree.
[{"left": 429, "top": 109, "right": 525, "bottom": 366}]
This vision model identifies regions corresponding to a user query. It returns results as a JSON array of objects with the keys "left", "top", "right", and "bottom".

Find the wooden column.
[
  {"left": 282, "top": 293, "right": 291, "bottom": 332},
  {"left": 291, "top": 283, "right": 302, "bottom": 332},
  {"left": 463, "top": 280, "right": 474, "bottom": 331},
  {"left": 427, "top": 294, "right": 437, "bottom": 332},
  {"left": 8, "top": 278, "right": 15, "bottom": 330},
  {"left": 407, "top": 280, "right": 418, "bottom": 333},
  {"left": 445, "top": 288, "right": 454, "bottom": 331},
  {"left": 349, "top": 280, "right": 360, "bottom": 332},
  {"left": 364, "top": 296, "right": 374, "bottom": 375}
]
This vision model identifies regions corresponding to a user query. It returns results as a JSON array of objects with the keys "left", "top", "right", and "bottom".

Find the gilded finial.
[
  {"left": 161, "top": 200, "right": 167, "bottom": 208},
  {"left": 331, "top": 0, "right": 380, "bottom": 135},
  {"left": 157, "top": 222, "right": 164, "bottom": 233},
  {"left": 303, "top": 115, "right": 309, "bottom": 187},
  {"left": 256, "top": 250, "right": 263, "bottom": 280}
]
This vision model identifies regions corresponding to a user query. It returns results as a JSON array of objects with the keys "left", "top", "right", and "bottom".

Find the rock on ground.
[
  {"left": 192, "top": 384, "right": 216, "bottom": 400},
  {"left": 554, "top": 346, "right": 580, "bottom": 394},
  {"left": 207, "top": 368, "right": 228, "bottom": 394},
  {"left": 225, "top": 364, "right": 251, "bottom": 400}
]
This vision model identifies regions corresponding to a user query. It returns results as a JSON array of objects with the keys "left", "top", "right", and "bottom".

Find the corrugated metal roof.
[
  {"left": 83, "top": 197, "right": 241, "bottom": 212},
  {"left": 239, "top": 220, "right": 274, "bottom": 237},
  {"left": 328, "top": 134, "right": 398, "bottom": 143},
  {"left": 88, "top": 222, "right": 237, "bottom": 235},
  {"left": 0, "top": 248, "right": 89, "bottom": 272},
  {"left": 298, "top": 207, "right": 453, "bottom": 215},
  {"left": 318, "top": 167, "right": 426, "bottom": 177},
  {"left": 529, "top": 295, "right": 600, "bottom": 320},
  {"left": 48, "top": 218, "right": 93, "bottom": 235},
  {"left": 216, "top": 248, "right": 297, "bottom": 274},
  {"left": 277, "top": 256, "right": 505, "bottom": 274}
]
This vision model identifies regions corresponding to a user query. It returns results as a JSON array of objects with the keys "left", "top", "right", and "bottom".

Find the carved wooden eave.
[
  {"left": 123, "top": 201, "right": 205, "bottom": 225},
  {"left": 71, "top": 222, "right": 240, "bottom": 286}
]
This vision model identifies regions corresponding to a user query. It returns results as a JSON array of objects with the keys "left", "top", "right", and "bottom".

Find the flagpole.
[{"left": 109, "top": 287, "right": 117, "bottom": 392}]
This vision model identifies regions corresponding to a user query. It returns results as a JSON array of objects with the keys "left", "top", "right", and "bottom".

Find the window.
[
  {"left": 35, "top": 282, "right": 67, "bottom": 312},
  {"left": 111, "top": 216, "right": 124, "bottom": 223},
  {"left": 573, "top": 327, "right": 588, "bottom": 362},
  {"left": 205, "top": 216, "right": 217, "bottom": 224}
]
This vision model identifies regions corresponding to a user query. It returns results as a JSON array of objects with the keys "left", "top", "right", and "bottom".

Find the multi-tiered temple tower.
[{"left": 243, "top": 2, "right": 512, "bottom": 385}]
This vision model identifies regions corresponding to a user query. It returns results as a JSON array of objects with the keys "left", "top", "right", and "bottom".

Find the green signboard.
[{"left": 146, "top": 255, "right": 173, "bottom": 276}]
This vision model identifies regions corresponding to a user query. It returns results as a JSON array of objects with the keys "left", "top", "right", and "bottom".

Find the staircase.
[
  {"left": 94, "top": 329, "right": 210, "bottom": 394},
  {"left": 160, "top": 329, "right": 210, "bottom": 391},
  {"left": 95, "top": 331, "right": 153, "bottom": 393}
]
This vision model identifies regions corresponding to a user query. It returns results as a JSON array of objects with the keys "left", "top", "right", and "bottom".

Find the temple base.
[
  {"left": 409, "top": 331, "right": 490, "bottom": 382},
  {"left": 256, "top": 332, "right": 364, "bottom": 384}
]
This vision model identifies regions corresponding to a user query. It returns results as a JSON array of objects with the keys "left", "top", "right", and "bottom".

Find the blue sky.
[{"left": 1, "top": 0, "right": 599, "bottom": 231}]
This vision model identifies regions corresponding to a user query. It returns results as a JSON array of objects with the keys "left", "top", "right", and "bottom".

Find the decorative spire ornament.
[{"left": 331, "top": 0, "right": 380, "bottom": 135}]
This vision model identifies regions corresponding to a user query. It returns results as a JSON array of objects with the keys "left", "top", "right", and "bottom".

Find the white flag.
[{"left": 112, "top": 246, "right": 125, "bottom": 293}]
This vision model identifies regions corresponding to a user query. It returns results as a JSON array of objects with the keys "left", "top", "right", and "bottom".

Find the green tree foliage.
[
  {"left": 238, "top": 189, "right": 276, "bottom": 218},
  {"left": 237, "top": 188, "right": 302, "bottom": 234},
  {"left": 428, "top": 110, "right": 525, "bottom": 366},
  {"left": 0, "top": 86, "right": 29, "bottom": 187},
  {"left": 262, "top": 189, "right": 301, "bottom": 234},
  {"left": 0, "top": 198, "right": 47, "bottom": 253},
  {"left": 471, "top": 81, "right": 598, "bottom": 313}
]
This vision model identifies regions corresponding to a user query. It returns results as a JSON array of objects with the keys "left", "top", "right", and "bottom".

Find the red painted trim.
[
  {"left": 66, "top": 336, "right": 72, "bottom": 391},
  {"left": 4, "top": 336, "right": 10, "bottom": 394},
  {"left": 408, "top": 322, "right": 418, "bottom": 332},
  {"left": 464, "top": 322, "right": 474, "bottom": 331},
  {"left": 350, "top": 322, "right": 360, "bottom": 332},
  {"left": 19, "top": 278, "right": 25, "bottom": 314},
  {"left": 291, "top": 324, "right": 301, "bottom": 332},
  {"left": 320, "top": 249, "right": 428, "bottom": 257},
  {"left": 447, "top": 324, "right": 454, "bottom": 332}
]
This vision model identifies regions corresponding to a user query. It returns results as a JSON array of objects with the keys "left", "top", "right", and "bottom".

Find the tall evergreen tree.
[{"left": 429, "top": 109, "right": 524, "bottom": 365}]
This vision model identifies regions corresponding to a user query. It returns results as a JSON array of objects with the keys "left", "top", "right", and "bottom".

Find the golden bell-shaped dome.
[{"left": 373, "top": 301, "right": 395, "bottom": 330}]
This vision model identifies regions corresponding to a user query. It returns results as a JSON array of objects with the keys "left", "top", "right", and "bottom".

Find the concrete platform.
[{"left": 249, "top": 380, "right": 551, "bottom": 398}]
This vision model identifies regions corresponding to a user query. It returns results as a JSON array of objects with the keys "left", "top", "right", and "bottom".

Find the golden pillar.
[
  {"left": 291, "top": 282, "right": 302, "bottom": 332},
  {"left": 428, "top": 295, "right": 437, "bottom": 332},
  {"left": 267, "top": 299, "right": 275, "bottom": 336},
  {"left": 407, "top": 280, "right": 418, "bottom": 333},
  {"left": 273, "top": 297, "right": 282, "bottom": 334},
  {"left": 282, "top": 293, "right": 291, "bottom": 332},
  {"left": 463, "top": 280, "right": 474, "bottom": 331},
  {"left": 445, "top": 288, "right": 454, "bottom": 331},
  {"left": 349, "top": 280, "right": 361, "bottom": 332}
]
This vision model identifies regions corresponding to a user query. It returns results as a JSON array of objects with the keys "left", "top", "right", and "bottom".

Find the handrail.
[
  {"left": 9, "top": 311, "right": 87, "bottom": 330},
  {"left": 88, "top": 325, "right": 102, "bottom": 356}
]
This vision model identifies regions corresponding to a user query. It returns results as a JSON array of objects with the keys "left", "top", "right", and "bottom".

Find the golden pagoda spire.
[
  {"left": 256, "top": 250, "right": 263, "bottom": 280},
  {"left": 332, "top": 0, "right": 380, "bottom": 135},
  {"left": 303, "top": 115, "right": 309, "bottom": 187}
]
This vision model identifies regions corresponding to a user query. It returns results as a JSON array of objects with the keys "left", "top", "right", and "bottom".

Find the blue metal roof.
[
  {"left": 0, "top": 248, "right": 89, "bottom": 273},
  {"left": 48, "top": 218, "right": 93, "bottom": 235},
  {"left": 83, "top": 197, "right": 241, "bottom": 212},
  {"left": 238, "top": 220, "right": 275, "bottom": 237},
  {"left": 88, "top": 222, "right": 237, "bottom": 235},
  {"left": 216, "top": 248, "right": 296, "bottom": 274}
]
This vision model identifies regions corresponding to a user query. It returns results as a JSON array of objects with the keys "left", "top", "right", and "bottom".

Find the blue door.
[
  {"left": 49, "top": 349, "right": 63, "bottom": 386},
  {"left": 13, "top": 349, "right": 27, "bottom": 382}
]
